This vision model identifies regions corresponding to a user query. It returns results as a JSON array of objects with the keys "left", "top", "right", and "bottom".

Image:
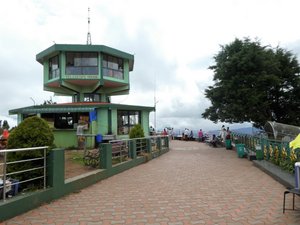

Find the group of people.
[
  {"left": 219, "top": 125, "right": 231, "bottom": 142},
  {"left": 208, "top": 125, "right": 231, "bottom": 147},
  {"left": 182, "top": 128, "right": 194, "bottom": 141},
  {"left": 150, "top": 126, "right": 232, "bottom": 144}
]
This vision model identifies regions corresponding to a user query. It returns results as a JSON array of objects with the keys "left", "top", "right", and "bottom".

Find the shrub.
[
  {"left": 7, "top": 116, "right": 54, "bottom": 149},
  {"left": 129, "top": 124, "right": 146, "bottom": 157},
  {"left": 7, "top": 116, "right": 54, "bottom": 190},
  {"left": 129, "top": 124, "right": 145, "bottom": 139}
]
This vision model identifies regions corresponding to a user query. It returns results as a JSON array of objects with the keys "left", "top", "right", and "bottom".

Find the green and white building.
[{"left": 9, "top": 44, "right": 154, "bottom": 148}]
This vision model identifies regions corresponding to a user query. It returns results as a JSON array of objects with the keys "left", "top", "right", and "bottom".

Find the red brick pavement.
[{"left": 3, "top": 140, "right": 300, "bottom": 224}]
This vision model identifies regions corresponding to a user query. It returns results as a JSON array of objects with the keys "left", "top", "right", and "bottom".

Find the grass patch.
[{"left": 67, "top": 151, "right": 85, "bottom": 166}]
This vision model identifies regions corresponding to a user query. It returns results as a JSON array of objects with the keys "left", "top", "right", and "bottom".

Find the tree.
[{"left": 202, "top": 38, "right": 300, "bottom": 128}]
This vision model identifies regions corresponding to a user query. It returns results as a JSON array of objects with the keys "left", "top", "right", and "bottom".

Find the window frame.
[
  {"left": 83, "top": 93, "right": 101, "bottom": 102},
  {"left": 49, "top": 55, "right": 60, "bottom": 79},
  {"left": 66, "top": 52, "right": 98, "bottom": 75},
  {"left": 102, "top": 54, "right": 124, "bottom": 79},
  {"left": 117, "top": 110, "right": 141, "bottom": 135},
  {"left": 41, "top": 112, "right": 89, "bottom": 129}
]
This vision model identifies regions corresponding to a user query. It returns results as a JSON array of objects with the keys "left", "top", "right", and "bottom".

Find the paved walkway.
[{"left": 3, "top": 141, "right": 300, "bottom": 225}]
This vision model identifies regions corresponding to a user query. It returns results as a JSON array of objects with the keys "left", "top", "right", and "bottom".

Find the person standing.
[
  {"left": 184, "top": 128, "right": 189, "bottom": 141},
  {"left": 226, "top": 127, "right": 231, "bottom": 140},
  {"left": 162, "top": 128, "right": 168, "bottom": 136},
  {"left": 189, "top": 130, "right": 194, "bottom": 140},
  {"left": 198, "top": 129, "right": 203, "bottom": 142},
  {"left": 170, "top": 128, "right": 174, "bottom": 140},
  {"left": 219, "top": 125, "right": 226, "bottom": 142}
]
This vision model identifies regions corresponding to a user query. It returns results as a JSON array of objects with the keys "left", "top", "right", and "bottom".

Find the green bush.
[
  {"left": 7, "top": 116, "right": 54, "bottom": 190},
  {"left": 7, "top": 116, "right": 54, "bottom": 149},
  {"left": 129, "top": 124, "right": 145, "bottom": 139},
  {"left": 129, "top": 124, "right": 146, "bottom": 156}
]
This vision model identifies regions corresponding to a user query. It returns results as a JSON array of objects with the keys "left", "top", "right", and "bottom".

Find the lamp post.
[
  {"left": 154, "top": 96, "right": 159, "bottom": 131},
  {"left": 30, "top": 97, "right": 36, "bottom": 106}
]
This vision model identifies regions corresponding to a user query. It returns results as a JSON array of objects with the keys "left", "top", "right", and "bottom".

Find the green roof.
[
  {"left": 36, "top": 44, "right": 134, "bottom": 70},
  {"left": 9, "top": 103, "right": 154, "bottom": 115}
]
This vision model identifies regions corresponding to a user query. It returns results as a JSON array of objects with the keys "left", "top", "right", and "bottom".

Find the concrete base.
[{"left": 253, "top": 160, "right": 295, "bottom": 188}]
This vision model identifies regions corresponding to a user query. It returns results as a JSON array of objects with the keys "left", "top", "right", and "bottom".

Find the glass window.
[
  {"left": 41, "top": 113, "right": 55, "bottom": 128},
  {"left": 72, "top": 94, "right": 80, "bottom": 103},
  {"left": 83, "top": 93, "right": 100, "bottom": 102},
  {"left": 66, "top": 52, "right": 98, "bottom": 75},
  {"left": 49, "top": 112, "right": 89, "bottom": 129},
  {"left": 102, "top": 54, "right": 124, "bottom": 79},
  {"left": 54, "top": 113, "right": 75, "bottom": 129},
  {"left": 49, "top": 55, "right": 59, "bottom": 79},
  {"left": 117, "top": 110, "right": 141, "bottom": 135}
]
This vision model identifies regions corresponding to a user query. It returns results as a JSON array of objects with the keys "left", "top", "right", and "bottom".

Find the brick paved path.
[{"left": 3, "top": 141, "right": 300, "bottom": 224}]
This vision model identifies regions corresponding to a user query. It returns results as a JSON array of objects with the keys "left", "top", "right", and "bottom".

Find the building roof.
[
  {"left": 9, "top": 102, "right": 155, "bottom": 115},
  {"left": 36, "top": 44, "right": 134, "bottom": 71}
]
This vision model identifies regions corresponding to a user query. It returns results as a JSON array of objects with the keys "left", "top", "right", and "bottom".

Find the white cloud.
[{"left": 1, "top": 0, "right": 300, "bottom": 130}]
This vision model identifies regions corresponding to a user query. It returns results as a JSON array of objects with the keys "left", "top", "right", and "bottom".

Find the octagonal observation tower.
[{"left": 36, "top": 44, "right": 134, "bottom": 103}]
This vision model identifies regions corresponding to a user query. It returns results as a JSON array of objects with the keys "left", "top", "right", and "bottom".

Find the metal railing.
[
  {"left": 108, "top": 135, "right": 168, "bottom": 162},
  {"left": 134, "top": 138, "right": 147, "bottom": 156},
  {"left": 0, "top": 146, "right": 48, "bottom": 201},
  {"left": 149, "top": 135, "right": 168, "bottom": 153},
  {"left": 110, "top": 140, "right": 129, "bottom": 164},
  {"left": 81, "top": 135, "right": 170, "bottom": 167},
  {"left": 160, "top": 136, "right": 169, "bottom": 150},
  {"left": 231, "top": 132, "right": 300, "bottom": 173}
]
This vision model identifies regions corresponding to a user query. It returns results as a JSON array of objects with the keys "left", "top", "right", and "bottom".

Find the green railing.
[
  {"left": 231, "top": 132, "right": 300, "bottom": 174},
  {"left": 0, "top": 136, "right": 169, "bottom": 222}
]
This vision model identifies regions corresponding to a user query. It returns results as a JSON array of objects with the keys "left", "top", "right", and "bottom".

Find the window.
[
  {"left": 54, "top": 113, "right": 75, "bottom": 129},
  {"left": 117, "top": 110, "right": 141, "bottom": 135},
  {"left": 41, "top": 113, "right": 55, "bottom": 128},
  {"left": 72, "top": 94, "right": 80, "bottom": 103},
  {"left": 66, "top": 52, "right": 98, "bottom": 75},
  {"left": 42, "top": 112, "right": 89, "bottom": 129},
  {"left": 49, "top": 55, "right": 59, "bottom": 79},
  {"left": 102, "top": 54, "right": 124, "bottom": 79},
  {"left": 84, "top": 93, "right": 100, "bottom": 102}
]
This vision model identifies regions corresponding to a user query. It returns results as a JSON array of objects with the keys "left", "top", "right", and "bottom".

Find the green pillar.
[
  {"left": 100, "top": 144, "right": 112, "bottom": 169},
  {"left": 47, "top": 148, "right": 65, "bottom": 187},
  {"left": 164, "top": 136, "right": 169, "bottom": 148},
  {"left": 146, "top": 138, "right": 151, "bottom": 153},
  {"left": 129, "top": 140, "right": 137, "bottom": 159},
  {"left": 157, "top": 137, "right": 161, "bottom": 152}
]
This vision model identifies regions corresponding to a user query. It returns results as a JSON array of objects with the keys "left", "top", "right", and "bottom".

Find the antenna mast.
[{"left": 86, "top": 7, "right": 92, "bottom": 45}]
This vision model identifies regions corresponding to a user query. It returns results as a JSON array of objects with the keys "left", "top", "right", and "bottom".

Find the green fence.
[
  {"left": 231, "top": 132, "right": 300, "bottom": 173},
  {"left": 0, "top": 136, "right": 169, "bottom": 222}
]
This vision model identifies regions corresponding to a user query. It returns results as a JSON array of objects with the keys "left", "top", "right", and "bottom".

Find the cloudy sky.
[{"left": 1, "top": 0, "right": 300, "bottom": 132}]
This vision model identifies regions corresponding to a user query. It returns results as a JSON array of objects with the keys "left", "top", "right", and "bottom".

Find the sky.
[{"left": 1, "top": 0, "right": 300, "bottom": 133}]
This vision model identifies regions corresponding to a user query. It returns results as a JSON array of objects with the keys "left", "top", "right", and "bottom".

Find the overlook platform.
[{"left": 5, "top": 140, "right": 300, "bottom": 224}]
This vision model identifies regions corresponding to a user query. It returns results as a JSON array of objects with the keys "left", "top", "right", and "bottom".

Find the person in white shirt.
[{"left": 219, "top": 125, "right": 226, "bottom": 142}]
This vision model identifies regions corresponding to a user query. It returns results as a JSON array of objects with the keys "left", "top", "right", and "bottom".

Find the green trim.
[
  {"left": 9, "top": 106, "right": 96, "bottom": 114},
  {"left": 9, "top": 103, "right": 154, "bottom": 115},
  {"left": 36, "top": 44, "right": 134, "bottom": 70}
]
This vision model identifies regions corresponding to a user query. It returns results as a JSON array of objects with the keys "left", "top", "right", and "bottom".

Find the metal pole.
[
  {"left": 43, "top": 147, "right": 46, "bottom": 190},
  {"left": 3, "top": 151, "right": 7, "bottom": 201}
]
